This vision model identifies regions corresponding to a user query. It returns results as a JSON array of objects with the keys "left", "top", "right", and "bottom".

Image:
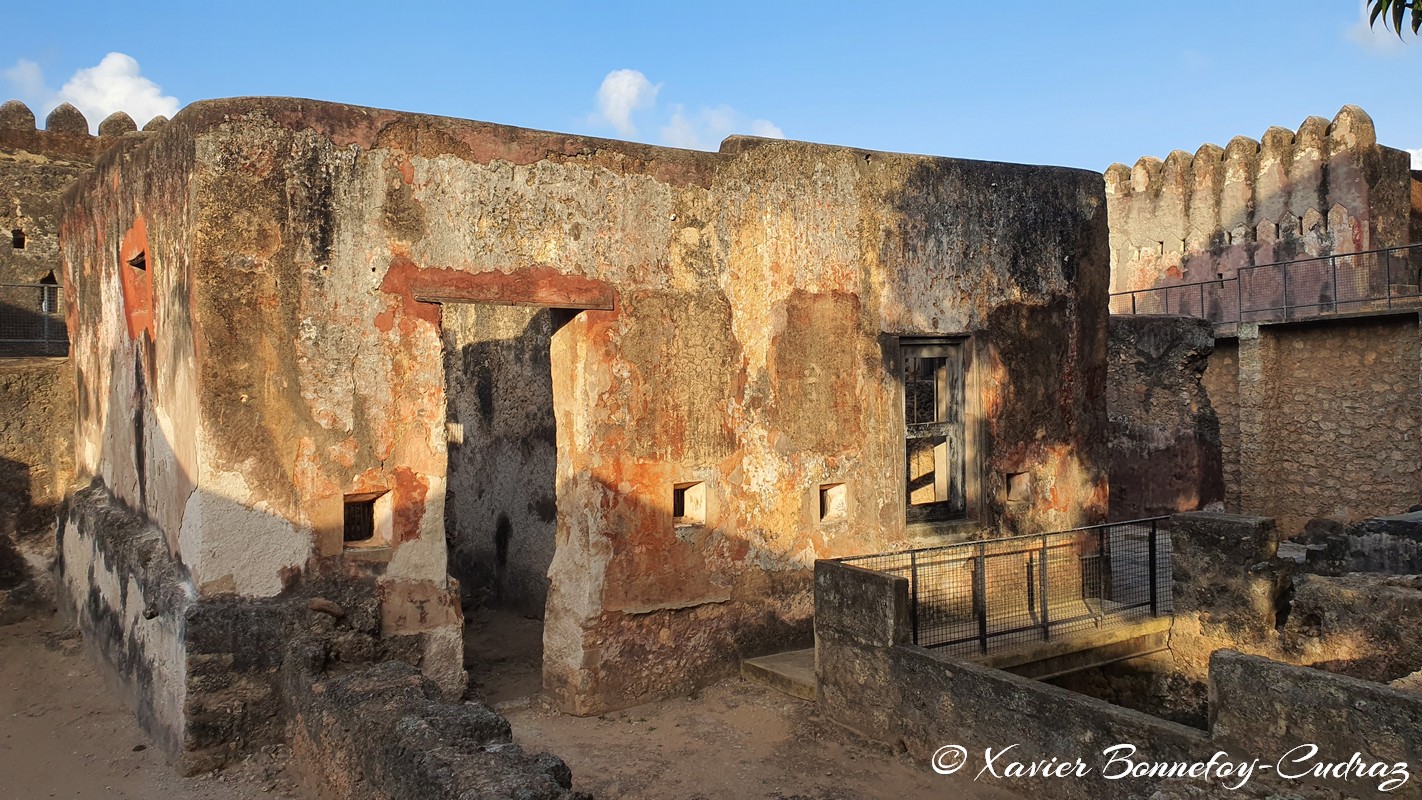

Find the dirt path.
[
  {"left": 503, "top": 681, "right": 1024, "bottom": 800},
  {"left": 469, "top": 608, "right": 1022, "bottom": 800},
  {"left": 0, "top": 615, "right": 298, "bottom": 800},
  {"left": 4, "top": 608, "right": 1024, "bottom": 800}
]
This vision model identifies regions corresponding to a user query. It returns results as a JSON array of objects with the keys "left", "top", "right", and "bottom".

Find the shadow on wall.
[
  {"left": 1106, "top": 315, "right": 1225, "bottom": 521},
  {"left": 0, "top": 455, "right": 40, "bottom": 612},
  {"left": 443, "top": 306, "right": 558, "bottom": 619},
  {"left": 886, "top": 157, "right": 1111, "bottom": 536},
  {"left": 60, "top": 353, "right": 461, "bottom": 771}
]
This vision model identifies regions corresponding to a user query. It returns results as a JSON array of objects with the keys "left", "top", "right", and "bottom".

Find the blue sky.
[{"left": 4, "top": 1, "right": 1420, "bottom": 170}]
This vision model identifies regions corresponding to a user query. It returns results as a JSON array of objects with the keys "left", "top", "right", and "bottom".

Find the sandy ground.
[
  {"left": 0, "top": 614, "right": 299, "bottom": 800},
  {"left": 470, "top": 608, "right": 1025, "bottom": 800},
  {"left": 2, "top": 607, "right": 1024, "bottom": 800}
]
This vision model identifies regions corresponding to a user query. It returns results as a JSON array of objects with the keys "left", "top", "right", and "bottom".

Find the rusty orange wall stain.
[
  {"left": 373, "top": 309, "right": 395, "bottom": 332},
  {"left": 381, "top": 254, "right": 616, "bottom": 312},
  {"left": 118, "top": 217, "right": 154, "bottom": 340},
  {"left": 392, "top": 466, "right": 429, "bottom": 544}
]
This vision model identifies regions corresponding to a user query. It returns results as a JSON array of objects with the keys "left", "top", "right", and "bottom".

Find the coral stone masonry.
[{"left": 36, "top": 92, "right": 1113, "bottom": 766}]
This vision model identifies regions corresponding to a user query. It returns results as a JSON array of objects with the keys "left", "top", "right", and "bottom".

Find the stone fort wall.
[
  {"left": 1106, "top": 106, "right": 1415, "bottom": 296},
  {"left": 0, "top": 100, "right": 157, "bottom": 622}
]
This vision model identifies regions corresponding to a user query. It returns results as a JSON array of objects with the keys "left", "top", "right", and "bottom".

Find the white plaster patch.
[
  {"left": 187, "top": 467, "right": 309, "bottom": 597},
  {"left": 383, "top": 535, "right": 446, "bottom": 583}
]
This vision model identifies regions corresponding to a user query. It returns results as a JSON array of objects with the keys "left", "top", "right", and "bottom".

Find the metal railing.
[
  {"left": 838, "top": 517, "right": 1170, "bottom": 657},
  {"left": 1109, "top": 243, "right": 1422, "bottom": 331},
  {"left": 0, "top": 283, "right": 67, "bottom": 356}
]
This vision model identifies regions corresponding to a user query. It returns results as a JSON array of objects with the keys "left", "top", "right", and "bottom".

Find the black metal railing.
[
  {"left": 838, "top": 517, "right": 1170, "bottom": 657},
  {"left": 0, "top": 282, "right": 67, "bottom": 356},
  {"left": 1109, "top": 243, "right": 1422, "bottom": 332}
]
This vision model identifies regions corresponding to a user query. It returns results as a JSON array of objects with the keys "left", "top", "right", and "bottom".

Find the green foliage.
[{"left": 1369, "top": 0, "right": 1421, "bottom": 36}]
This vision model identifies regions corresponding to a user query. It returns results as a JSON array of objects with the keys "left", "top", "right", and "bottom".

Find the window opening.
[{"left": 903, "top": 338, "right": 966, "bottom": 523}]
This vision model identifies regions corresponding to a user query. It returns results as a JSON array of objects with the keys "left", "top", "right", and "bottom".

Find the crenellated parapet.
[
  {"left": 0, "top": 99, "right": 151, "bottom": 161},
  {"left": 1106, "top": 106, "right": 1415, "bottom": 294},
  {"left": 0, "top": 99, "right": 159, "bottom": 285}
]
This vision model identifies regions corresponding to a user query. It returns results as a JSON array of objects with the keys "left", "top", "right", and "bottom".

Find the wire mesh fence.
[
  {"left": 1109, "top": 244, "right": 1422, "bottom": 333},
  {"left": 0, "top": 283, "right": 67, "bottom": 356},
  {"left": 838, "top": 518, "right": 1170, "bottom": 658}
]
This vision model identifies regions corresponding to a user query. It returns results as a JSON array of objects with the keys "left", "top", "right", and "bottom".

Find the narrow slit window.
[
  {"left": 903, "top": 338, "right": 967, "bottom": 523},
  {"left": 10, "top": 229, "right": 24, "bottom": 250}
]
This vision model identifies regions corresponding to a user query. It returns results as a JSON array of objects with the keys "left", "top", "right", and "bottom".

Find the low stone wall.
[
  {"left": 1211, "top": 651, "right": 1421, "bottom": 797},
  {"left": 816, "top": 556, "right": 1422, "bottom": 798},
  {"left": 1106, "top": 315, "right": 1223, "bottom": 520},
  {"left": 1278, "top": 572, "right": 1422, "bottom": 683},
  {"left": 59, "top": 481, "right": 192, "bottom": 758},
  {"left": 0, "top": 356, "right": 74, "bottom": 622},
  {"left": 1298, "top": 513, "right": 1422, "bottom": 575},
  {"left": 289, "top": 661, "right": 582, "bottom": 800},
  {"left": 1167, "top": 511, "right": 1285, "bottom": 680},
  {"left": 60, "top": 480, "right": 478, "bottom": 774}
]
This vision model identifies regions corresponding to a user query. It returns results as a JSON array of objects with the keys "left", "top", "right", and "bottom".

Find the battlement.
[
  {"left": 0, "top": 99, "right": 170, "bottom": 285},
  {"left": 0, "top": 99, "right": 164, "bottom": 162},
  {"left": 1106, "top": 105, "right": 1415, "bottom": 293}
]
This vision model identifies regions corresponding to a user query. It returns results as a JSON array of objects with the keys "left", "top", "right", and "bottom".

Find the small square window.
[
  {"left": 344, "top": 498, "right": 375, "bottom": 542},
  {"left": 1005, "top": 472, "right": 1032, "bottom": 505},
  {"left": 819, "top": 483, "right": 847, "bottom": 522},
  {"left": 343, "top": 490, "right": 392, "bottom": 547},
  {"left": 673, "top": 482, "right": 706, "bottom": 525}
]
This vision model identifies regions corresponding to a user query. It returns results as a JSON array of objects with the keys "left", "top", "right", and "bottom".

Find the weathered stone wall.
[
  {"left": 0, "top": 357, "right": 74, "bottom": 621},
  {"left": 1106, "top": 315, "right": 1222, "bottom": 519},
  {"left": 1200, "top": 315, "right": 1422, "bottom": 529},
  {"left": 1210, "top": 650, "right": 1421, "bottom": 797},
  {"left": 816, "top": 555, "right": 1422, "bottom": 799},
  {"left": 1, "top": 100, "right": 144, "bottom": 285},
  {"left": 62, "top": 96, "right": 1110, "bottom": 717},
  {"left": 0, "top": 100, "right": 132, "bottom": 623},
  {"left": 1247, "top": 316, "right": 1422, "bottom": 531},
  {"left": 1201, "top": 338, "right": 1240, "bottom": 510},
  {"left": 443, "top": 304, "right": 557, "bottom": 616},
  {"left": 59, "top": 483, "right": 192, "bottom": 759},
  {"left": 1106, "top": 106, "right": 1413, "bottom": 303},
  {"left": 1167, "top": 511, "right": 1287, "bottom": 681},
  {"left": 289, "top": 662, "right": 582, "bottom": 800},
  {"left": 56, "top": 99, "right": 466, "bottom": 764},
  {"left": 1170, "top": 511, "right": 1422, "bottom": 688}
]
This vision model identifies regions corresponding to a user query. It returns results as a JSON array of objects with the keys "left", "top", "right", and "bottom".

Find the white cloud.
[
  {"left": 1408, "top": 148, "right": 1422, "bottom": 169},
  {"left": 2, "top": 52, "right": 178, "bottom": 132},
  {"left": 594, "top": 69, "right": 661, "bottom": 136},
  {"left": 591, "top": 69, "right": 784, "bottom": 150},
  {"left": 750, "top": 119, "right": 785, "bottom": 139},
  {"left": 661, "top": 105, "right": 701, "bottom": 149},
  {"left": 656, "top": 102, "right": 785, "bottom": 151},
  {"left": 1347, "top": 2, "right": 1409, "bottom": 54}
]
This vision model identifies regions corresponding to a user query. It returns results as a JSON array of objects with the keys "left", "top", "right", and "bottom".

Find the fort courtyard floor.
[
  {"left": 2, "top": 608, "right": 1021, "bottom": 799},
  {"left": 470, "top": 608, "right": 1024, "bottom": 800},
  {"left": 0, "top": 615, "right": 298, "bottom": 799}
]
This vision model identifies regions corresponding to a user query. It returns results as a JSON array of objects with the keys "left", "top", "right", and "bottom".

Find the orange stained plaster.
[{"left": 118, "top": 217, "right": 154, "bottom": 340}]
